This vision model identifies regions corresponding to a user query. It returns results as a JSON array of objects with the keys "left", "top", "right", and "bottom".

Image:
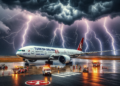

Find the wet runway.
[
  {"left": 0, "top": 58, "right": 120, "bottom": 75},
  {"left": 0, "top": 58, "right": 120, "bottom": 86},
  {"left": 1, "top": 73, "right": 120, "bottom": 86}
]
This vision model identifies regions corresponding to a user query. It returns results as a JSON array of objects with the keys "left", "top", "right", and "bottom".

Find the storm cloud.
[{"left": 0, "top": 0, "right": 120, "bottom": 24}]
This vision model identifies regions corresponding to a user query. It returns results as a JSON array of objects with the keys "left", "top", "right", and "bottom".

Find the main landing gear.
[
  {"left": 66, "top": 62, "right": 72, "bottom": 66},
  {"left": 45, "top": 60, "right": 53, "bottom": 65}
]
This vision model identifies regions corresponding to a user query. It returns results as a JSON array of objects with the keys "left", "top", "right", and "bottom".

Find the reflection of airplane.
[{"left": 16, "top": 38, "right": 115, "bottom": 64}]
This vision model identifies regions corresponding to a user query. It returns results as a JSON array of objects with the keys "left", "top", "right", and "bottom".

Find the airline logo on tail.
[{"left": 77, "top": 38, "right": 84, "bottom": 51}]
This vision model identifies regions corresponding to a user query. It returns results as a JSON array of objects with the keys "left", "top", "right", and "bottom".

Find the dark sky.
[{"left": 0, "top": 0, "right": 120, "bottom": 55}]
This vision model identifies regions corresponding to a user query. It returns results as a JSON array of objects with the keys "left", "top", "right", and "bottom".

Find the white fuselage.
[{"left": 16, "top": 46, "right": 83, "bottom": 60}]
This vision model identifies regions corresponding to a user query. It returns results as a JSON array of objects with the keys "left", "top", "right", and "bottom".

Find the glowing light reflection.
[{"left": 113, "top": 60, "right": 116, "bottom": 73}]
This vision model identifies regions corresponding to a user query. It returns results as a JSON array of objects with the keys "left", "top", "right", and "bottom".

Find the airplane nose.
[{"left": 16, "top": 51, "right": 21, "bottom": 56}]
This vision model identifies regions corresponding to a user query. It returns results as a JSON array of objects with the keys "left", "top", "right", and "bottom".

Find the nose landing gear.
[
  {"left": 25, "top": 62, "right": 29, "bottom": 66},
  {"left": 23, "top": 59, "right": 29, "bottom": 66}
]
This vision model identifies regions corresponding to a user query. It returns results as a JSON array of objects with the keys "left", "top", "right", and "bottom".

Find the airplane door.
[
  {"left": 42, "top": 48, "right": 46, "bottom": 55},
  {"left": 41, "top": 48, "right": 47, "bottom": 57},
  {"left": 30, "top": 48, "right": 35, "bottom": 57}
]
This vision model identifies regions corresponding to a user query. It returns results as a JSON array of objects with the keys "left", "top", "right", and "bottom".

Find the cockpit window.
[{"left": 22, "top": 50, "right": 25, "bottom": 52}]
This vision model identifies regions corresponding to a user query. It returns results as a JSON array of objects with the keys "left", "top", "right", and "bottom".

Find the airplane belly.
[
  {"left": 35, "top": 55, "right": 49, "bottom": 58},
  {"left": 19, "top": 55, "right": 49, "bottom": 60}
]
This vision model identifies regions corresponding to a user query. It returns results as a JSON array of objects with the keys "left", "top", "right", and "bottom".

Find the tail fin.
[{"left": 77, "top": 38, "right": 84, "bottom": 51}]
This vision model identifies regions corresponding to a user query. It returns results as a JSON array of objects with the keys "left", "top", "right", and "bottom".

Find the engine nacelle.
[{"left": 58, "top": 55, "right": 70, "bottom": 64}]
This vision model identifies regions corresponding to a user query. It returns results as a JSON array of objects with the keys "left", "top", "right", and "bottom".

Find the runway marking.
[
  {"left": 52, "top": 72, "right": 81, "bottom": 78},
  {"left": 25, "top": 80, "right": 51, "bottom": 85},
  {"left": 58, "top": 76, "right": 66, "bottom": 77}
]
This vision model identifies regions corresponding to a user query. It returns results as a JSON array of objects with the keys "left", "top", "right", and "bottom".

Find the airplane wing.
[
  {"left": 77, "top": 38, "right": 119, "bottom": 55},
  {"left": 81, "top": 49, "right": 120, "bottom": 55}
]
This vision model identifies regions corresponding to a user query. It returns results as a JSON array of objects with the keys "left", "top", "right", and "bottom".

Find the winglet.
[{"left": 77, "top": 38, "right": 84, "bottom": 51}]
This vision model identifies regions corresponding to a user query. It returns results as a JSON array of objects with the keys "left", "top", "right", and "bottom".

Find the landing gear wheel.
[
  {"left": 25, "top": 62, "right": 29, "bottom": 66},
  {"left": 66, "top": 62, "right": 72, "bottom": 66},
  {"left": 45, "top": 61, "right": 53, "bottom": 65},
  {"left": 23, "top": 59, "right": 25, "bottom": 62},
  {"left": 49, "top": 74, "right": 51, "bottom": 76}
]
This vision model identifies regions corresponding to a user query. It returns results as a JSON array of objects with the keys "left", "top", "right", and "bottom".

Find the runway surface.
[
  {"left": 1, "top": 73, "right": 120, "bottom": 86},
  {"left": 0, "top": 58, "right": 120, "bottom": 75},
  {"left": 0, "top": 58, "right": 120, "bottom": 86}
]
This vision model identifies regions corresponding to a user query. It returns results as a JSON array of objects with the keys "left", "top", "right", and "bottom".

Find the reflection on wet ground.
[
  {"left": 1, "top": 73, "right": 120, "bottom": 86},
  {"left": 0, "top": 58, "right": 120, "bottom": 76},
  {"left": 1, "top": 58, "right": 120, "bottom": 86},
  {"left": 72, "top": 59, "right": 120, "bottom": 73}
]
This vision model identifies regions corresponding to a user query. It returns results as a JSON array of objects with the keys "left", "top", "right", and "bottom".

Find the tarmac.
[
  {"left": 1, "top": 73, "right": 120, "bottom": 86},
  {"left": 0, "top": 56, "right": 120, "bottom": 86}
]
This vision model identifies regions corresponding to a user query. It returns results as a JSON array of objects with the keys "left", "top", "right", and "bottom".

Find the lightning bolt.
[
  {"left": 92, "top": 31, "right": 102, "bottom": 55},
  {"left": 115, "top": 29, "right": 120, "bottom": 42},
  {"left": 115, "top": 34, "right": 120, "bottom": 41},
  {"left": 0, "top": 13, "right": 23, "bottom": 50},
  {"left": 50, "top": 23, "right": 65, "bottom": 48},
  {"left": 84, "top": 19, "right": 90, "bottom": 52},
  {"left": 74, "top": 21, "right": 78, "bottom": 45},
  {"left": 89, "top": 40, "right": 95, "bottom": 49},
  {"left": 59, "top": 23, "right": 65, "bottom": 48},
  {"left": 115, "top": 32, "right": 120, "bottom": 48},
  {"left": 0, "top": 13, "right": 49, "bottom": 50},
  {"left": 84, "top": 19, "right": 102, "bottom": 55},
  {"left": 0, "top": 24, "right": 25, "bottom": 50},
  {"left": 21, "top": 16, "right": 32, "bottom": 47},
  {"left": 32, "top": 24, "right": 46, "bottom": 37},
  {"left": 50, "top": 26, "right": 59, "bottom": 46},
  {"left": 104, "top": 17, "right": 116, "bottom": 55},
  {"left": 40, "top": 21, "right": 50, "bottom": 31}
]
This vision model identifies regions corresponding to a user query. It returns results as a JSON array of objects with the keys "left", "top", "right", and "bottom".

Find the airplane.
[{"left": 16, "top": 38, "right": 116, "bottom": 65}]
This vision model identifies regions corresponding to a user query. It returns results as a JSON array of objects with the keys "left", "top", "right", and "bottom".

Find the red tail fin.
[{"left": 77, "top": 38, "right": 84, "bottom": 51}]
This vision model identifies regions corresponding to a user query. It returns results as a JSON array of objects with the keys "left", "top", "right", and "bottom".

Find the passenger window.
[
  {"left": 51, "top": 49, "right": 55, "bottom": 51},
  {"left": 22, "top": 50, "right": 25, "bottom": 52},
  {"left": 38, "top": 48, "right": 41, "bottom": 50},
  {"left": 42, "top": 48, "right": 45, "bottom": 50},
  {"left": 46, "top": 49, "right": 49, "bottom": 51}
]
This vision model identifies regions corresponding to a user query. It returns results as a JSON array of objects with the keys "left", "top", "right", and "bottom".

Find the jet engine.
[{"left": 58, "top": 55, "right": 70, "bottom": 64}]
